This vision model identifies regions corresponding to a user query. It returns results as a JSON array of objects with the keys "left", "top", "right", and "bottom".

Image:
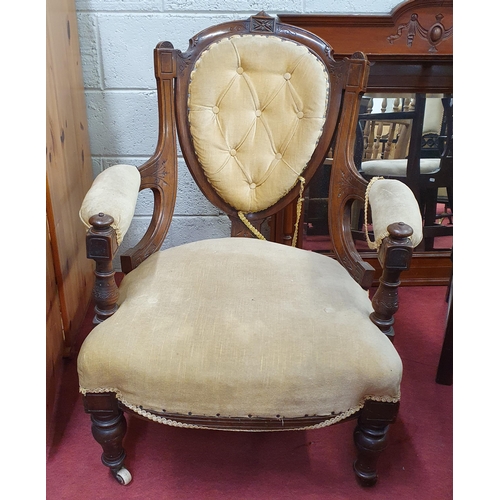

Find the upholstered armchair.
[{"left": 77, "top": 13, "right": 423, "bottom": 487}]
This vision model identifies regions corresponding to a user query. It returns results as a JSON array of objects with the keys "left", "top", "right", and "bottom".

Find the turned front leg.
[
  {"left": 84, "top": 393, "right": 131, "bottom": 484},
  {"left": 353, "top": 421, "right": 390, "bottom": 486},
  {"left": 353, "top": 400, "right": 399, "bottom": 486},
  {"left": 91, "top": 412, "right": 127, "bottom": 473}
]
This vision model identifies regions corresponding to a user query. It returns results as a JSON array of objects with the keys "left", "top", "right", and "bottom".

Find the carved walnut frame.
[{"left": 84, "top": 13, "right": 415, "bottom": 487}]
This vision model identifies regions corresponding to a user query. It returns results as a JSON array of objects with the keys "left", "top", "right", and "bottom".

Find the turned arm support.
[
  {"left": 370, "top": 222, "right": 414, "bottom": 341},
  {"left": 85, "top": 213, "right": 119, "bottom": 324},
  {"left": 79, "top": 165, "right": 141, "bottom": 324},
  {"left": 367, "top": 179, "right": 423, "bottom": 341}
]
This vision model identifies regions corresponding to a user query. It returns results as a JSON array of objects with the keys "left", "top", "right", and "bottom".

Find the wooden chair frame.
[{"left": 82, "top": 12, "right": 416, "bottom": 487}]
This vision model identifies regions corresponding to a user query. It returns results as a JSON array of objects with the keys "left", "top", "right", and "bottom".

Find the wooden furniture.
[
  {"left": 359, "top": 94, "right": 452, "bottom": 251},
  {"left": 46, "top": 0, "right": 94, "bottom": 438},
  {"left": 77, "top": 13, "right": 425, "bottom": 487},
  {"left": 277, "top": 0, "right": 453, "bottom": 285},
  {"left": 361, "top": 96, "right": 414, "bottom": 161},
  {"left": 421, "top": 96, "right": 453, "bottom": 250}
]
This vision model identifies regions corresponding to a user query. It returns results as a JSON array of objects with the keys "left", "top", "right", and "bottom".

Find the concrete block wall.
[{"left": 75, "top": 0, "right": 402, "bottom": 268}]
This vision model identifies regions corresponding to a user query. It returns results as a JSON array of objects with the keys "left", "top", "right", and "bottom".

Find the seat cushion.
[{"left": 78, "top": 238, "right": 402, "bottom": 425}]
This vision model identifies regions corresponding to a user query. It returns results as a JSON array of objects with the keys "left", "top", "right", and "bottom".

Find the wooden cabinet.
[{"left": 46, "top": 0, "right": 94, "bottom": 436}]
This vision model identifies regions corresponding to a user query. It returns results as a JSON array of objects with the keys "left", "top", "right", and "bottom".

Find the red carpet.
[{"left": 47, "top": 285, "right": 452, "bottom": 499}]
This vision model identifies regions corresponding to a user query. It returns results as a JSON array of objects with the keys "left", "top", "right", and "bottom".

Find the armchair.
[{"left": 77, "top": 13, "right": 423, "bottom": 487}]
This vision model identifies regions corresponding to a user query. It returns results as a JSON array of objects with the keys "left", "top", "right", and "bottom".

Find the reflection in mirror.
[{"left": 302, "top": 93, "right": 453, "bottom": 254}]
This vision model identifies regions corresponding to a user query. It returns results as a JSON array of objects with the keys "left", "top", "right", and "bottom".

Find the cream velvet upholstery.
[
  {"left": 368, "top": 179, "right": 423, "bottom": 248},
  {"left": 79, "top": 164, "right": 141, "bottom": 245},
  {"left": 78, "top": 238, "right": 402, "bottom": 423},
  {"left": 188, "top": 35, "right": 329, "bottom": 213},
  {"left": 361, "top": 157, "right": 441, "bottom": 177},
  {"left": 422, "top": 97, "right": 444, "bottom": 135}
]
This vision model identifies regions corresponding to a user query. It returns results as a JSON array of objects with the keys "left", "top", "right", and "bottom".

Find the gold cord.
[
  {"left": 237, "top": 211, "right": 266, "bottom": 240},
  {"left": 292, "top": 176, "right": 306, "bottom": 248},
  {"left": 364, "top": 176, "right": 384, "bottom": 250},
  {"left": 238, "top": 176, "right": 306, "bottom": 248}
]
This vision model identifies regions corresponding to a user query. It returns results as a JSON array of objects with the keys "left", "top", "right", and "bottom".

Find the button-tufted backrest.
[
  {"left": 121, "top": 14, "right": 370, "bottom": 276},
  {"left": 187, "top": 35, "right": 329, "bottom": 214}
]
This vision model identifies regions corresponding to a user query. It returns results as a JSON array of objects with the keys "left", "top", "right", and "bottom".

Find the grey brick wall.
[{"left": 75, "top": 0, "right": 402, "bottom": 268}]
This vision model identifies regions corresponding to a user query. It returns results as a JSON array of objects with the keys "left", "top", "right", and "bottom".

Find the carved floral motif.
[{"left": 250, "top": 12, "right": 275, "bottom": 33}]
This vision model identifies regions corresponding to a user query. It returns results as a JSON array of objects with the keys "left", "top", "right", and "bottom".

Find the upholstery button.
[
  {"left": 283, "top": 72, "right": 291, "bottom": 80},
  {"left": 297, "top": 111, "right": 304, "bottom": 119},
  {"left": 275, "top": 153, "right": 282, "bottom": 160},
  {"left": 255, "top": 110, "right": 262, "bottom": 117},
  {"left": 230, "top": 149, "right": 237, "bottom": 156},
  {"left": 212, "top": 106, "right": 219, "bottom": 114},
  {"left": 236, "top": 67, "right": 244, "bottom": 74},
  {"left": 249, "top": 183, "right": 256, "bottom": 189}
]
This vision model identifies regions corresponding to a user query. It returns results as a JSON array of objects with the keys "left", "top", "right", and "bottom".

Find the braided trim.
[
  {"left": 80, "top": 386, "right": 399, "bottom": 432},
  {"left": 237, "top": 176, "right": 306, "bottom": 248},
  {"left": 237, "top": 211, "right": 266, "bottom": 240},
  {"left": 292, "top": 176, "right": 306, "bottom": 248},
  {"left": 364, "top": 176, "right": 385, "bottom": 250}
]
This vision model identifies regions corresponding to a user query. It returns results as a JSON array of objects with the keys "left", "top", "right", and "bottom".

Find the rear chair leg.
[{"left": 83, "top": 393, "right": 132, "bottom": 485}]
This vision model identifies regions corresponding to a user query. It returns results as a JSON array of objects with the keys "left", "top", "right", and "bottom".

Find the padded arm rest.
[
  {"left": 79, "top": 164, "right": 141, "bottom": 245},
  {"left": 368, "top": 179, "right": 423, "bottom": 249}
]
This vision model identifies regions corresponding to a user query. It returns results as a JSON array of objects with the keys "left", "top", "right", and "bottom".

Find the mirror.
[{"left": 302, "top": 93, "right": 453, "bottom": 254}]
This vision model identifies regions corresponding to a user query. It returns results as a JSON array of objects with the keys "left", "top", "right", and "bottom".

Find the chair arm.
[
  {"left": 79, "top": 164, "right": 141, "bottom": 246},
  {"left": 367, "top": 179, "right": 423, "bottom": 250},
  {"left": 366, "top": 179, "right": 423, "bottom": 342}
]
